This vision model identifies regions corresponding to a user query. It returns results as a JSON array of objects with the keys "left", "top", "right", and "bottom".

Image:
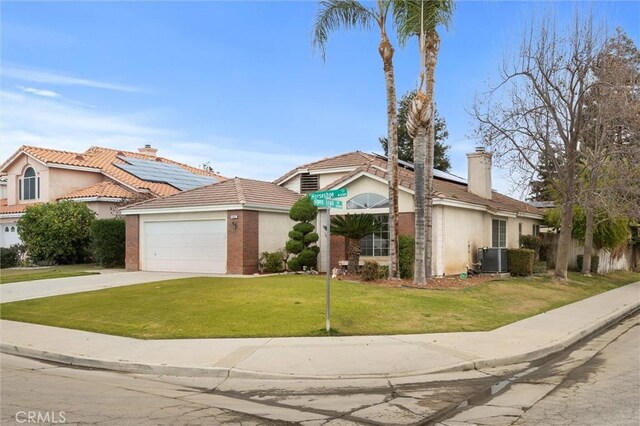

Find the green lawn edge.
[{"left": 1, "top": 271, "right": 638, "bottom": 339}]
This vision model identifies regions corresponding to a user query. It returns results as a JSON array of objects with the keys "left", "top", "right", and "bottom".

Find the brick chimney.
[
  {"left": 467, "top": 147, "right": 492, "bottom": 199},
  {"left": 138, "top": 144, "right": 158, "bottom": 157}
]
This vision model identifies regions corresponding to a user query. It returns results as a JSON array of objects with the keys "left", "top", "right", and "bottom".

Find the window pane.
[
  {"left": 359, "top": 214, "right": 389, "bottom": 256},
  {"left": 492, "top": 219, "right": 506, "bottom": 248}
]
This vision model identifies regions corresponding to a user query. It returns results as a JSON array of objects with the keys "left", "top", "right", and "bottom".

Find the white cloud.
[
  {"left": 3, "top": 64, "right": 144, "bottom": 93},
  {"left": 0, "top": 90, "right": 315, "bottom": 181},
  {"left": 18, "top": 86, "right": 61, "bottom": 98}
]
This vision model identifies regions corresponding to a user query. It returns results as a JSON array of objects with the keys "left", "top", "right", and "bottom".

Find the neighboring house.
[
  {"left": 122, "top": 148, "right": 544, "bottom": 276},
  {"left": 0, "top": 145, "right": 224, "bottom": 248},
  {"left": 120, "top": 178, "right": 301, "bottom": 274}
]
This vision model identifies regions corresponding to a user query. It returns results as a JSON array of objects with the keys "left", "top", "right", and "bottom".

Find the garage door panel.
[{"left": 144, "top": 220, "right": 226, "bottom": 273}]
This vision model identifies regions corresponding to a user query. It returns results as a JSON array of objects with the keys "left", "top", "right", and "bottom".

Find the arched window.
[
  {"left": 20, "top": 167, "right": 39, "bottom": 200},
  {"left": 10, "top": 226, "right": 15, "bottom": 232},
  {"left": 346, "top": 193, "right": 389, "bottom": 209},
  {"left": 4, "top": 227, "right": 8, "bottom": 232}
]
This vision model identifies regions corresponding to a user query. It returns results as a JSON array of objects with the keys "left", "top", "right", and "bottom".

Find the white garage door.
[{"left": 144, "top": 220, "right": 226, "bottom": 273}]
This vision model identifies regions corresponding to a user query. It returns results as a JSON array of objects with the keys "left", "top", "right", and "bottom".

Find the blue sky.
[{"left": 2, "top": 1, "right": 638, "bottom": 196}]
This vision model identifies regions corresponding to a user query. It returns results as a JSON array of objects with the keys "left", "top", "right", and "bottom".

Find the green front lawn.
[
  {"left": 0, "top": 264, "right": 102, "bottom": 284},
  {"left": 1, "top": 271, "right": 637, "bottom": 338}
]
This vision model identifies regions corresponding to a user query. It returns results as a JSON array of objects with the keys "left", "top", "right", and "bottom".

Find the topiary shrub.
[
  {"left": 361, "top": 261, "right": 380, "bottom": 281},
  {"left": 399, "top": 235, "right": 415, "bottom": 279},
  {"left": 259, "top": 250, "right": 286, "bottom": 273},
  {"left": 18, "top": 201, "right": 96, "bottom": 264},
  {"left": 286, "top": 196, "right": 319, "bottom": 271},
  {"left": 90, "top": 219, "right": 125, "bottom": 267},
  {"left": 1, "top": 245, "right": 20, "bottom": 268},
  {"left": 507, "top": 249, "right": 535, "bottom": 276},
  {"left": 577, "top": 254, "right": 600, "bottom": 274}
]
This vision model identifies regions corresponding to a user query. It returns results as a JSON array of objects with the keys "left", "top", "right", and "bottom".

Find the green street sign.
[
  {"left": 312, "top": 198, "right": 343, "bottom": 209},
  {"left": 309, "top": 188, "right": 348, "bottom": 200}
]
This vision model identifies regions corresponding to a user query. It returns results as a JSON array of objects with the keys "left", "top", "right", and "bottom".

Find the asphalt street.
[
  {"left": 2, "top": 314, "right": 638, "bottom": 425},
  {"left": 438, "top": 313, "right": 640, "bottom": 426}
]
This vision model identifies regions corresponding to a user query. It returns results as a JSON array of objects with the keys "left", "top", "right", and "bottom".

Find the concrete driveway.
[{"left": 0, "top": 271, "right": 203, "bottom": 303}]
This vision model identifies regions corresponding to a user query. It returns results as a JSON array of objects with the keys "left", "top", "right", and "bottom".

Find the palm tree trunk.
[
  {"left": 347, "top": 239, "right": 361, "bottom": 275},
  {"left": 413, "top": 126, "right": 427, "bottom": 285},
  {"left": 423, "top": 32, "right": 440, "bottom": 279},
  {"left": 379, "top": 35, "right": 400, "bottom": 279},
  {"left": 425, "top": 108, "right": 435, "bottom": 279}
]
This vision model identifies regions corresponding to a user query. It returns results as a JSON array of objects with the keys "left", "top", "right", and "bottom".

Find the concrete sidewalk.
[{"left": 1, "top": 282, "right": 638, "bottom": 380}]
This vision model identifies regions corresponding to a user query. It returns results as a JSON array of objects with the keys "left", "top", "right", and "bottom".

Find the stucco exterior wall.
[
  {"left": 340, "top": 175, "right": 414, "bottom": 213},
  {"left": 282, "top": 176, "right": 301, "bottom": 193},
  {"left": 318, "top": 172, "right": 349, "bottom": 189},
  {"left": 258, "top": 211, "right": 296, "bottom": 254},
  {"left": 441, "top": 205, "right": 488, "bottom": 275},
  {"left": 85, "top": 201, "right": 118, "bottom": 219},
  {"left": 48, "top": 168, "right": 103, "bottom": 201}
]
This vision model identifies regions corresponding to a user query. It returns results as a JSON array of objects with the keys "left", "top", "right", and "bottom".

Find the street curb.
[
  {"left": 2, "top": 282, "right": 639, "bottom": 380},
  {"left": 472, "top": 297, "right": 640, "bottom": 371}
]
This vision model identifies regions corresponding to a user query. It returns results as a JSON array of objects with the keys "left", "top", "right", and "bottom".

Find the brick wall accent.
[
  {"left": 398, "top": 212, "right": 415, "bottom": 236},
  {"left": 124, "top": 215, "right": 140, "bottom": 271},
  {"left": 325, "top": 234, "right": 347, "bottom": 273},
  {"left": 226, "top": 210, "right": 260, "bottom": 274}
]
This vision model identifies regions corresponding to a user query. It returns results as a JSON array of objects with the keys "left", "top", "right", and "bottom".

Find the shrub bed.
[
  {"left": 399, "top": 235, "right": 415, "bottom": 279},
  {"left": 577, "top": 254, "right": 600, "bottom": 274},
  {"left": 90, "top": 219, "right": 125, "bottom": 267},
  {"left": 1, "top": 245, "right": 20, "bottom": 269},
  {"left": 507, "top": 248, "right": 535, "bottom": 276}
]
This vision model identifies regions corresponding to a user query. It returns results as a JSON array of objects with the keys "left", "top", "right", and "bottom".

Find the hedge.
[
  {"left": 399, "top": 235, "right": 415, "bottom": 279},
  {"left": 507, "top": 248, "right": 535, "bottom": 276},
  {"left": 1, "top": 245, "right": 20, "bottom": 269},
  {"left": 577, "top": 254, "right": 600, "bottom": 274},
  {"left": 90, "top": 219, "right": 125, "bottom": 267}
]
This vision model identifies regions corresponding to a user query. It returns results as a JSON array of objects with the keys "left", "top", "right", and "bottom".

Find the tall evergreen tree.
[{"left": 379, "top": 90, "right": 451, "bottom": 171}]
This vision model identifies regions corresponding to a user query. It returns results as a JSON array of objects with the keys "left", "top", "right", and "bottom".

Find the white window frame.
[
  {"left": 492, "top": 219, "right": 507, "bottom": 248},
  {"left": 360, "top": 214, "right": 389, "bottom": 257},
  {"left": 19, "top": 167, "right": 39, "bottom": 201}
]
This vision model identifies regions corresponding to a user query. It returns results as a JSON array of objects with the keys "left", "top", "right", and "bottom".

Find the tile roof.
[
  {"left": 0, "top": 199, "right": 33, "bottom": 214},
  {"left": 123, "top": 177, "right": 302, "bottom": 211},
  {"left": 274, "top": 151, "right": 375, "bottom": 184},
  {"left": 313, "top": 153, "right": 544, "bottom": 216},
  {"left": 8, "top": 146, "right": 225, "bottom": 197},
  {"left": 58, "top": 182, "right": 135, "bottom": 200}
]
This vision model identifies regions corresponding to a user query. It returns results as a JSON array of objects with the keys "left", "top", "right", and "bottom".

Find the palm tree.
[
  {"left": 396, "top": 0, "right": 454, "bottom": 284},
  {"left": 331, "top": 214, "right": 384, "bottom": 274},
  {"left": 313, "top": 0, "right": 401, "bottom": 279}
]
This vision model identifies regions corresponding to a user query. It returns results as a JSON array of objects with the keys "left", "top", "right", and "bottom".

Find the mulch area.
[{"left": 336, "top": 273, "right": 497, "bottom": 290}]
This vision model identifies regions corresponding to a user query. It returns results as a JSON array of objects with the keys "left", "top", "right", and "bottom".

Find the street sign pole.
[{"left": 326, "top": 207, "right": 331, "bottom": 333}]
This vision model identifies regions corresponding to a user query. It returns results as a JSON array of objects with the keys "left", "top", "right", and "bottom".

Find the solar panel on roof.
[
  {"left": 370, "top": 152, "right": 467, "bottom": 184},
  {"left": 114, "top": 156, "right": 218, "bottom": 190}
]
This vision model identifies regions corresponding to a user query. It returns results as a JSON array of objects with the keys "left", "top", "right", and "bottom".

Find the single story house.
[
  {"left": 120, "top": 178, "right": 301, "bottom": 274},
  {"left": 0, "top": 145, "right": 224, "bottom": 247},
  {"left": 122, "top": 148, "right": 544, "bottom": 276}
]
